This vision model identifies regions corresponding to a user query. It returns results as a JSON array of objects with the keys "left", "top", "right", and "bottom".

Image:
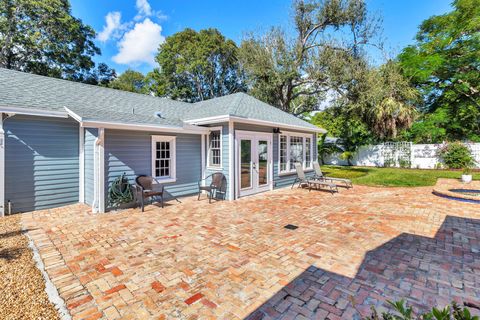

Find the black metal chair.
[
  {"left": 198, "top": 172, "right": 227, "bottom": 203},
  {"left": 136, "top": 175, "right": 164, "bottom": 212}
]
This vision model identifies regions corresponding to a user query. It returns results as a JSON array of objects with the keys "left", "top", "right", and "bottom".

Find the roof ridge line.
[{"left": 230, "top": 92, "right": 245, "bottom": 115}]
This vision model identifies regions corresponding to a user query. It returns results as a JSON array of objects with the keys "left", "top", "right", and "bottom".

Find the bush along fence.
[{"left": 324, "top": 142, "right": 480, "bottom": 169}]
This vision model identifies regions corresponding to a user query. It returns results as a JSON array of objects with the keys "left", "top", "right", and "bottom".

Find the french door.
[{"left": 236, "top": 131, "right": 273, "bottom": 197}]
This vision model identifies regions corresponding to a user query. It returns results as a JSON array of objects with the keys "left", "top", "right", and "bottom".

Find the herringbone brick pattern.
[{"left": 21, "top": 181, "right": 480, "bottom": 319}]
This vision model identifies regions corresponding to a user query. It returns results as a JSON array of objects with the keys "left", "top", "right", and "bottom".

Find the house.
[{"left": 0, "top": 68, "right": 325, "bottom": 215}]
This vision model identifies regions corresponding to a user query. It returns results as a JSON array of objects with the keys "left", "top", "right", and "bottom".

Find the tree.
[
  {"left": 0, "top": 0, "right": 114, "bottom": 83},
  {"left": 109, "top": 69, "right": 147, "bottom": 94},
  {"left": 398, "top": 0, "right": 480, "bottom": 142},
  {"left": 349, "top": 61, "right": 419, "bottom": 140},
  {"left": 311, "top": 105, "right": 373, "bottom": 164},
  {"left": 239, "top": 0, "right": 382, "bottom": 115},
  {"left": 149, "top": 28, "right": 246, "bottom": 102}
]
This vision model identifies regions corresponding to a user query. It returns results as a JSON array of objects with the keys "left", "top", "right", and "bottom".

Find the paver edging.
[{"left": 23, "top": 225, "right": 72, "bottom": 320}]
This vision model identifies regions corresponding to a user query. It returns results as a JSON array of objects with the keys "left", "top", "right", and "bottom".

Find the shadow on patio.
[{"left": 246, "top": 215, "right": 480, "bottom": 319}]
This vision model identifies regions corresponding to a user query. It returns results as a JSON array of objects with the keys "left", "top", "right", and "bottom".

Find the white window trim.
[
  {"left": 206, "top": 126, "right": 223, "bottom": 170},
  {"left": 151, "top": 135, "right": 177, "bottom": 183},
  {"left": 278, "top": 131, "right": 314, "bottom": 176}
]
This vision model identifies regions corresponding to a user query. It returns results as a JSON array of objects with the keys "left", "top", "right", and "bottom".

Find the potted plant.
[{"left": 462, "top": 166, "right": 473, "bottom": 183}]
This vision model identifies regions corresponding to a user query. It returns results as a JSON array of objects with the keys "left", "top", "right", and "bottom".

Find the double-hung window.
[
  {"left": 278, "top": 132, "right": 314, "bottom": 174},
  {"left": 208, "top": 127, "right": 222, "bottom": 168},
  {"left": 152, "top": 136, "right": 176, "bottom": 183}
]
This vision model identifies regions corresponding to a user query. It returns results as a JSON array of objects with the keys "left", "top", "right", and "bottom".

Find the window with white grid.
[
  {"left": 151, "top": 136, "right": 176, "bottom": 182},
  {"left": 289, "top": 136, "right": 304, "bottom": 170},
  {"left": 278, "top": 132, "right": 315, "bottom": 174},
  {"left": 305, "top": 137, "right": 312, "bottom": 168},
  {"left": 279, "top": 135, "right": 288, "bottom": 172},
  {"left": 208, "top": 129, "right": 222, "bottom": 167}
]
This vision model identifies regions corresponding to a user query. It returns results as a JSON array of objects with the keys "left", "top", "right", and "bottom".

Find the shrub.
[
  {"left": 364, "top": 300, "right": 479, "bottom": 320},
  {"left": 437, "top": 142, "right": 476, "bottom": 170}
]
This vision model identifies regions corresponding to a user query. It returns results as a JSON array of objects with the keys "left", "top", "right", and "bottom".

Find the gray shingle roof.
[
  {"left": 0, "top": 68, "right": 190, "bottom": 128},
  {"left": 186, "top": 92, "right": 321, "bottom": 131},
  {"left": 0, "top": 68, "right": 323, "bottom": 132}
]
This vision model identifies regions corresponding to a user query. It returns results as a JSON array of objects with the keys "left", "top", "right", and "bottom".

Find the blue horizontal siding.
[
  {"left": 105, "top": 129, "right": 202, "bottom": 209},
  {"left": 204, "top": 123, "right": 231, "bottom": 199},
  {"left": 5, "top": 115, "right": 79, "bottom": 213}
]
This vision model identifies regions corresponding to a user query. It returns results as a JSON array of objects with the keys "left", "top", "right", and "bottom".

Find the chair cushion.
[{"left": 143, "top": 190, "right": 163, "bottom": 197}]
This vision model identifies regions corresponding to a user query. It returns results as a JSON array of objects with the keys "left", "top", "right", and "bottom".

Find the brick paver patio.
[{"left": 21, "top": 182, "right": 480, "bottom": 319}]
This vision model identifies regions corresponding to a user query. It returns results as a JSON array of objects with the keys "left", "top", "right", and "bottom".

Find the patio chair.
[
  {"left": 313, "top": 162, "right": 353, "bottom": 189},
  {"left": 136, "top": 175, "right": 164, "bottom": 212},
  {"left": 292, "top": 163, "right": 338, "bottom": 194},
  {"left": 198, "top": 172, "right": 227, "bottom": 203}
]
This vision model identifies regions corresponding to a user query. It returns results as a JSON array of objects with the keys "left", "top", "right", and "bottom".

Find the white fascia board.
[
  {"left": 184, "top": 115, "right": 230, "bottom": 125},
  {"left": 0, "top": 106, "right": 68, "bottom": 118},
  {"left": 65, "top": 107, "right": 209, "bottom": 134},
  {"left": 64, "top": 107, "right": 83, "bottom": 122},
  {"left": 80, "top": 121, "right": 208, "bottom": 134},
  {"left": 185, "top": 115, "right": 326, "bottom": 134}
]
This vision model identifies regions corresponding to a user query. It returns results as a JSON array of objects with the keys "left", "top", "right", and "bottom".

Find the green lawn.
[{"left": 322, "top": 165, "right": 480, "bottom": 187}]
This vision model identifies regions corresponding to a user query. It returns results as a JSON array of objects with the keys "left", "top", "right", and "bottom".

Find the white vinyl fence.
[{"left": 324, "top": 142, "right": 480, "bottom": 169}]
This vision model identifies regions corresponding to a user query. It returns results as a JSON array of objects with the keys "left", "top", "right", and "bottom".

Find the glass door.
[
  {"left": 237, "top": 132, "right": 272, "bottom": 197},
  {"left": 240, "top": 139, "right": 252, "bottom": 191}
]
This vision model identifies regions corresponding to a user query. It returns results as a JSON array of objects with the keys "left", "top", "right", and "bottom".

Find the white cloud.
[
  {"left": 112, "top": 18, "right": 165, "bottom": 66},
  {"left": 135, "top": 0, "right": 152, "bottom": 20},
  {"left": 97, "top": 12, "right": 122, "bottom": 42}
]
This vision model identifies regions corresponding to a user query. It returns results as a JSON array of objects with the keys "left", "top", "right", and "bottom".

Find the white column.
[
  {"left": 92, "top": 128, "right": 105, "bottom": 213},
  {"left": 228, "top": 121, "right": 234, "bottom": 200},
  {"left": 97, "top": 128, "right": 105, "bottom": 213},
  {"left": 79, "top": 126, "right": 85, "bottom": 203},
  {"left": 0, "top": 114, "right": 5, "bottom": 217},
  {"left": 201, "top": 134, "right": 205, "bottom": 181}
]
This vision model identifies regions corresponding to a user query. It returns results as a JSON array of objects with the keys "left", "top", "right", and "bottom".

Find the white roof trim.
[
  {"left": 64, "top": 107, "right": 208, "bottom": 134},
  {"left": 0, "top": 106, "right": 68, "bottom": 118},
  {"left": 185, "top": 115, "right": 326, "bottom": 133},
  {"left": 80, "top": 120, "right": 208, "bottom": 134}
]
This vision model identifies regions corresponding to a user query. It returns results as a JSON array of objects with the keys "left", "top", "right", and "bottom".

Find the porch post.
[
  {"left": 98, "top": 128, "right": 105, "bottom": 213},
  {"left": 79, "top": 126, "right": 85, "bottom": 203},
  {"left": 201, "top": 134, "right": 206, "bottom": 182},
  {"left": 228, "top": 121, "right": 234, "bottom": 200},
  {"left": 0, "top": 114, "right": 4, "bottom": 217},
  {"left": 93, "top": 128, "right": 105, "bottom": 213}
]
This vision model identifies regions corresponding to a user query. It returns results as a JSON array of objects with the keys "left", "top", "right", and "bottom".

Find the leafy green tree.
[
  {"left": 149, "top": 28, "right": 245, "bottom": 102},
  {"left": 109, "top": 69, "right": 147, "bottom": 94},
  {"left": 350, "top": 61, "right": 419, "bottom": 140},
  {"left": 398, "top": 107, "right": 449, "bottom": 143},
  {"left": 239, "top": 0, "right": 382, "bottom": 115},
  {"left": 399, "top": 0, "right": 480, "bottom": 142},
  {"left": 0, "top": 0, "right": 114, "bottom": 84},
  {"left": 311, "top": 106, "right": 373, "bottom": 164}
]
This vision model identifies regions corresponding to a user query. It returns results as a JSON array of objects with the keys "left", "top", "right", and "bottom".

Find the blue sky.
[{"left": 70, "top": 0, "right": 453, "bottom": 74}]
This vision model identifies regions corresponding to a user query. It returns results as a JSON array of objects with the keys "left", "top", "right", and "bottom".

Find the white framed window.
[
  {"left": 151, "top": 136, "right": 176, "bottom": 183},
  {"left": 305, "top": 137, "right": 312, "bottom": 168},
  {"left": 278, "top": 132, "right": 314, "bottom": 174},
  {"left": 207, "top": 127, "right": 222, "bottom": 168}
]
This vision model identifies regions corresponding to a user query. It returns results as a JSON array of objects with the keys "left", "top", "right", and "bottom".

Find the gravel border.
[{"left": 23, "top": 227, "right": 72, "bottom": 320}]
